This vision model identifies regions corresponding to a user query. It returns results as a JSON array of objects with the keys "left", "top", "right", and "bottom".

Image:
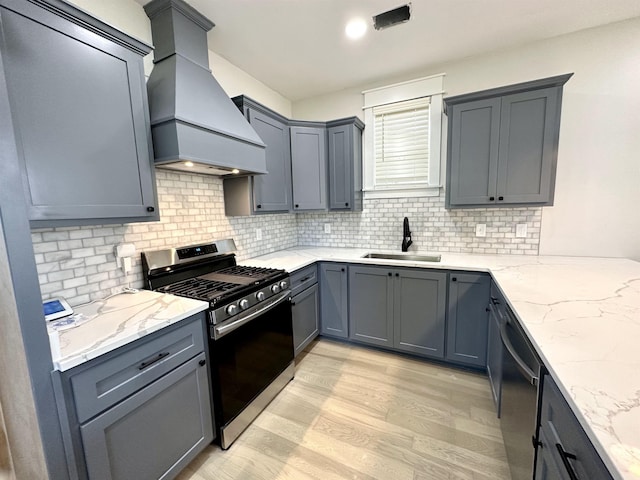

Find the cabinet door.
[
  {"left": 486, "top": 303, "right": 503, "bottom": 416},
  {"left": 448, "top": 98, "right": 501, "bottom": 206},
  {"left": 81, "top": 352, "right": 213, "bottom": 480},
  {"left": 349, "top": 266, "right": 394, "bottom": 348},
  {"left": 0, "top": 5, "right": 157, "bottom": 226},
  {"left": 328, "top": 124, "right": 353, "bottom": 210},
  {"left": 497, "top": 87, "right": 560, "bottom": 204},
  {"left": 446, "top": 273, "right": 491, "bottom": 367},
  {"left": 290, "top": 126, "right": 327, "bottom": 211},
  {"left": 393, "top": 269, "right": 447, "bottom": 359},
  {"left": 292, "top": 284, "right": 319, "bottom": 356},
  {"left": 319, "top": 263, "right": 348, "bottom": 338},
  {"left": 248, "top": 109, "right": 292, "bottom": 212}
]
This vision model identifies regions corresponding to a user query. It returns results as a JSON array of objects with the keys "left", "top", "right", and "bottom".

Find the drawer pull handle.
[
  {"left": 299, "top": 276, "right": 311, "bottom": 282},
  {"left": 491, "top": 296, "right": 500, "bottom": 305},
  {"left": 556, "top": 443, "right": 579, "bottom": 480},
  {"left": 199, "top": 359, "right": 206, "bottom": 367},
  {"left": 139, "top": 351, "right": 170, "bottom": 370}
]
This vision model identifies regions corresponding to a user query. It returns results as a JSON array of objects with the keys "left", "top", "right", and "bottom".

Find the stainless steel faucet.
[{"left": 402, "top": 217, "right": 413, "bottom": 252}]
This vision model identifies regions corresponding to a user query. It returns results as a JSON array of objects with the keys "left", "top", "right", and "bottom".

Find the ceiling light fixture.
[
  {"left": 231, "top": 168, "right": 240, "bottom": 174},
  {"left": 373, "top": 4, "right": 411, "bottom": 31},
  {"left": 345, "top": 18, "right": 367, "bottom": 40},
  {"left": 184, "top": 161, "right": 194, "bottom": 167}
]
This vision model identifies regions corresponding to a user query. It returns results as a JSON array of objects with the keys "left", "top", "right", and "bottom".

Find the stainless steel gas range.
[{"left": 141, "top": 239, "right": 294, "bottom": 449}]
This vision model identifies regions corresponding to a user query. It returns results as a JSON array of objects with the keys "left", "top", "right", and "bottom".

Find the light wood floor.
[{"left": 177, "top": 339, "right": 510, "bottom": 480}]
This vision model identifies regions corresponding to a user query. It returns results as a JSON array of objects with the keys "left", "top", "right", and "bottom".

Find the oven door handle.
[
  {"left": 499, "top": 319, "right": 539, "bottom": 386},
  {"left": 214, "top": 290, "right": 291, "bottom": 339}
]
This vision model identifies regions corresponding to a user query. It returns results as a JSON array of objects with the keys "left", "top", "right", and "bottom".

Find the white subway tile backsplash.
[{"left": 31, "top": 170, "right": 541, "bottom": 306}]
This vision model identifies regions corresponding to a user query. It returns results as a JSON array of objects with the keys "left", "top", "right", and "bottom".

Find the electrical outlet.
[
  {"left": 516, "top": 224, "right": 528, "bottom": 238},
  {"left": 475, "top": 224, "right": 486, "bottom": 237},
  {"left": 256, "top": 228, "right": 262, "bottom": 240},
  {"left": 324, "top": 223, "right": 331, "bottom": 234}
]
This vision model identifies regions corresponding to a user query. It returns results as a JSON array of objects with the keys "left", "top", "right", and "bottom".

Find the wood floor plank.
[{"left": 178, "top": 338, "right": 511, "bottom": 480}]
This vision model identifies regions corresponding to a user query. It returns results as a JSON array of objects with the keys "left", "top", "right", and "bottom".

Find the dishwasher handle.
[{"left": 499, "top": 320, "right": 539, "bottom": 386}]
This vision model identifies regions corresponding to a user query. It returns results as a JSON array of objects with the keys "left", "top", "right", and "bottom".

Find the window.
[{"left": 363, "top": 74, "right": 444, "bottom": 198}]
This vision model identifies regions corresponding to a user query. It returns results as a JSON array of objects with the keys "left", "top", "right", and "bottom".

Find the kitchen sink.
[{"left": 361, "top": 252, "right": 442, "bottom": 262}]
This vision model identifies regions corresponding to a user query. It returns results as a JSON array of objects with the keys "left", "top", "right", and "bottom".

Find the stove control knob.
[
  {"left": 239, "top": 299, "right": 250, "bottom": 310},
  {"left": 255, "top": 291, "right": 265, "bottom": 301},
  {"left": 271, "top": 284, "right": 281, "bottom": 294},
  {"left": 226, "top": 304, "right": 238, "bottom": 316},
  {"left": 279, "top": 281, "right": 288, "bottom": 290}
]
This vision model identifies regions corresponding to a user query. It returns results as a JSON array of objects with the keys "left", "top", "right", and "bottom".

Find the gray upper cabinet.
[
  {"left": 290, "top": 122, "right": 328, "bottom": 211},
  {"left": 445, "top": 74, "right": 572, "bottom": 209},
  {"left": 225, "top": 96, "right": 292, "bottom": 215},
  {"left": 349, "top": 266, "right": 394, "bottom": 348},
  {"left": 327, "top": 118, "right": 364, "bottom": 211},
  {"left": 393, "top": 269, "right": 448, "bottom": 359},
  {"left": 446, "top": 273, "right": 491, "bottom": 367},
  {"left": 319, "top": 263, "right": 349, "bottom": 339},
  {"left": 0, "top": 0, "right": 158, "bottom": 227}
]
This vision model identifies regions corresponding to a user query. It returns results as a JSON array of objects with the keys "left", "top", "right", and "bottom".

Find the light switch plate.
[
  {"left": 516, "top": 224, "right": 527, "bottom": 238},
  {"left": 256, "top": 228, "right": 262, "bottom": 240},
  {"left": 475, "top": 224, "right": 486, "bottom": 237},
  {"left": 324, "top": 223, "right": 331, "bottom": 234}
]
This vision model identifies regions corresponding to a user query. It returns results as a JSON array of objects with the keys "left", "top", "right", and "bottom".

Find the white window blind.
[{"left": 373, "top": 97, "right": 430, "bottom": 188}]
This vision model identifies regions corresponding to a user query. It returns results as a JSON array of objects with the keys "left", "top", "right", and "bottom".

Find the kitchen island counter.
[{"left": 242, "top": 247, "right": 640, "bottom": 480}]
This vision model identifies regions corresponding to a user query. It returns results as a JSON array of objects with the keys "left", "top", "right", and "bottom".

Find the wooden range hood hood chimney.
[{"left": 144, "top": 0, "right": 267, "bottom": 176}]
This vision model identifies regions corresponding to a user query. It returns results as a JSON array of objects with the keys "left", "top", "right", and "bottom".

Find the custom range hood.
[{"left": 144, "top": 0, "right": 266, "bottom": 175}]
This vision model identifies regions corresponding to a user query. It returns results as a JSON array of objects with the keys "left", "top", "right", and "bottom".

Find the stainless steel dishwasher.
[{"left": 498, "top": 301, "right": 545, "bottom": 480}]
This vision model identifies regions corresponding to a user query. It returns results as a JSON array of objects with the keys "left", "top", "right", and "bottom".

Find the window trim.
[{"left": 362, "top": 74, "right": 445, "bottom": 198}]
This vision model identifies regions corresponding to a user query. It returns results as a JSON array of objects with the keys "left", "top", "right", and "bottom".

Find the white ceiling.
[{"left": 138, "top": 0, "right": 640, "bottom": 101}]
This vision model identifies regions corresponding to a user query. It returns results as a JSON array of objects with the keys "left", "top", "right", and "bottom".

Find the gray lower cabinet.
[
  {"left": 82, "top": 352, "right": 211, "bottom": 480},
  {"left": 348, "top": 266, "right": 394, "bottom": 348},
  {"left": 0, "top": 0, "right": 158, "bottom": 227},
  {"left": 445, "top": 74, "right": 572, "bottom": 209},
  {"left": 54, "top": 313, "right": 213, "bottom": 480},
  {"left": 327, "top": 117, "right": 364, "bottom": 211},
  {"left": 446, "top": 273, "right": 491, "bottom": 367},
  {"left": 394, "top": 269, "right": 447, "bottom": 359},
  {"left": 225, "top": 96, "right": 292, "bottom": 214},
  {"left": 319, "top": 263, "right": 349, "bottom": 338},
  {"left": 292, "top": 284, "right": 320, "bottom": 356},
  {"left": 290, "top": 123, "right": 328, "bottom": 211},
  {"left": 535, "top": 374, "right": 613, "bottom": 480},
  {"left": 348, "top": 266, "right": 448, "bottom": 359}
]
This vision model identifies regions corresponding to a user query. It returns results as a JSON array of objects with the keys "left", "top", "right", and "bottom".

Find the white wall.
[
  {"left": 66, "top": 0, "right": 291, "bottom": 116},
  {"left": 293, "top": 18, "right": 640, "bottom": 260}
]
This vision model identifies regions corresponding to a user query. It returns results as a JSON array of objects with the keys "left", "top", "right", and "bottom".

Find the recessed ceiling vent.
[{"left": 373, "top": 4, "right": 411, "bottom": 31}]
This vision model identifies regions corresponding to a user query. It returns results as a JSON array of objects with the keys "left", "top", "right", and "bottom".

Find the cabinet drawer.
[
  {"left": 538, "top": 375, "right": 613, "bottom": 480},
  {"left": 70, "top": 314, "right": 205, "bottom": 423},
  {"left": 290, "top": 264, "right": 317, "bottom": 297}
]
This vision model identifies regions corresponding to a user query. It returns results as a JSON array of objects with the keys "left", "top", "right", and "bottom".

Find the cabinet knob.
[
  {"left": 199, "top": 359, "right": 206, "bottom": 367},
  {"left": 146, "top": 206, "right": 155, "bottom": 212},
  {"left": 295, "top": 204, "right": 299, "bottom": 208},
  {"left": 452, "top": 277, "right": 457, "bottom": 282},
  {"left": 388, "top": 272, "right": 392, "bottom": 276},
  {"left": 341, "top": 268, "right": 345, "bottom": 272},
  {"left": 257, "top": 204, "right": 262, "bottom": 209},
  {"left": 345, "top": 202, "right": 349, "bottom": 207},
  {"left": 485, "top": 307, "right": 491, "bottom": 313},
  {"left": 498, "top": 196, "right": 504, "bottom": 201},
  {"left": 489, "top": 196, "right": 495, "bottom": 201},
  {"left": 395, "top": 273, "right": 399, "bottom": 277}
]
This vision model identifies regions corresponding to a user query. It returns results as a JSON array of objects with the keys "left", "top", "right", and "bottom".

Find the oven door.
[{"left": 209, "top": 290, "right": 294, "bottom": 447}]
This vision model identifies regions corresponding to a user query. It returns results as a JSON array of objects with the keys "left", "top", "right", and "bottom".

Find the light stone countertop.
[
  {"left": 50, "top": 290, "right": 208, "bottom": 372},
  {"left": 240, "top": 246, "right": 640, "bottom": 480}
]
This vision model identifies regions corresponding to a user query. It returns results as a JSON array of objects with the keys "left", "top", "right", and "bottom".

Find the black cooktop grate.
[
  {"left": 216, "top": 265, "right": 282, "bottom": 280},
  {"left": 158, "top": 277, "right": 239, "bottom": 302}
]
